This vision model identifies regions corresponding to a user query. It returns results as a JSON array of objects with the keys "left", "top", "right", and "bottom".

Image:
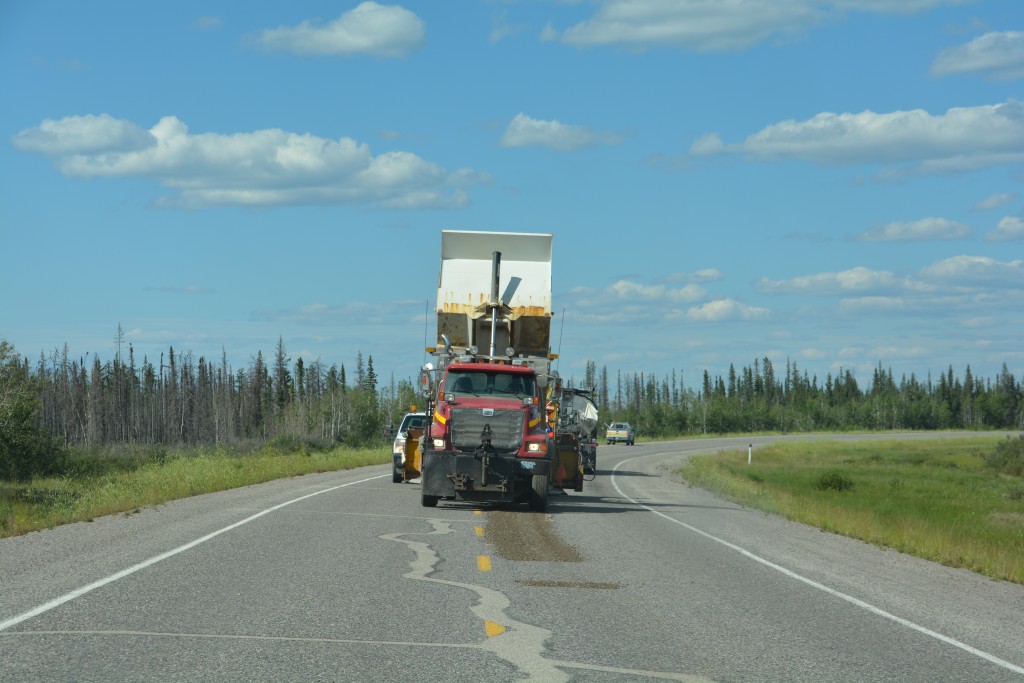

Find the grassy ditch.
[
  {"left": 681, "top": 436, "right": 1024, "bottom": 584},
  {"left": 0, "top": 441, "right": 390, "bottom": 538}
]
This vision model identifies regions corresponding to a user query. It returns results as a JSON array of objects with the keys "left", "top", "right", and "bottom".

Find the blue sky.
[{"left": 2, "top": 0, "right": 1022, "bottom": 391}]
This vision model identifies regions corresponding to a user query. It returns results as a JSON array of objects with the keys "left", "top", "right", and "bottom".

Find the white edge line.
[
  {"left": 610, "top": 454, "right": 1024, "bottom": 676},
  {"left": 0, "top": 473, "right": 388, "bottom": 632}
]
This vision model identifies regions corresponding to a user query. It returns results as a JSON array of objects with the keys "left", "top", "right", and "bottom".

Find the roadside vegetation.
[
  {"left": 0, "top": 440, "right": 389, "bottom": 538},
  {"left": 681, "top": 436, "right": 1024, "bottom": 584},
  {"left": 3, "top": 333, "right": 1022, "bottom": 544}
]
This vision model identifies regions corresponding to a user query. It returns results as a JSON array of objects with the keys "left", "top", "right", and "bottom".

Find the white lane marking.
[
  {"left": 611, "top": 453, "right": 1024, "bottom": 677},
  {"left": 0, "top": 473, "right": 388, "bottom": 632}
]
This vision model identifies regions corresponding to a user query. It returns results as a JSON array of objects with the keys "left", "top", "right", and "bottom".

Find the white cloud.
[
  {"left": 971, "top": 192, "right": 1017, "bottom": 211},
  {"left": 932, "top": 31, "right": 1024, "bottom": 80},
  {"left": 547, "top": 0, "right": 964, "bottom": 52},
  {"left": 11, "top": 113, "right": 154, "bottom": 155},
  {"left": 855, "top": 217, "right": 972, "bottom": 242},
  {"left": 689, "top": 100, "right": 1024, "bottom": 173},
  {"left": 686, "top": 299, "right": 770, "bottom": 321},
  {"left": 13, "top": 114, "right": 483, "bottom": 209},
  {"left": 555, "top": 0, "right": 822, "bottom": 52},
  {"left": 801, "top": 348, "right": 827, "bottom": 359},
  {"left": 500, "top": 113, "right": 621, "bottom": 151},
  {"left": 985, "top": 216, "right": 1024, "bottom": 241},
  {"left": 920, "top": 255, "right": 1024, "bottom": 285},
  {"left": 254, "top": 2, "right": 425, "bottom": 58},
  {"left": 758, "top": 266, "right": 898, "bottom": 294},
  {"left": 607, "top": 279, "right": 706, "bottom": 303}
]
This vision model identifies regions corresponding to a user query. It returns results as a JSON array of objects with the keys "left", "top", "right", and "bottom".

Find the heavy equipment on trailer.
[
  {"left": 554, "top": 386, "right": 600, "bottom": 476},
  {"left": 419, "top": 230, "right": 595, "bottom": 510}
]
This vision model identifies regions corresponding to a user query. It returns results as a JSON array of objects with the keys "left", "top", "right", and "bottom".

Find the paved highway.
[{"left": 2, "top": 434, "right": 1022, "bottom": 681}]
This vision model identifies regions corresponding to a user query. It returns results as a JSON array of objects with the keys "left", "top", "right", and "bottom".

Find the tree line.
[
  {"left": 2, "top": 333, "right": 1022, "bottom": 480},
  {"left": 1, "top": 334, "right": 420, "bottom": 477},
  {"left": 582, "top": 357, "right": 1024, "bottom": 437}
]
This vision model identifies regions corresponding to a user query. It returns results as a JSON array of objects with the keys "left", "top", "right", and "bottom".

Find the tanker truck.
[
  {"left": 541, "top": 379, "right": 600, "bottom": 492},
  {"left": 419, "top": 230, "right": 558, "bottom": 510}
]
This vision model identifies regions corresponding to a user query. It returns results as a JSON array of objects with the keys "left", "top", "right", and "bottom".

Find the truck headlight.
[
  {"left": 527, "top": 442, "right": 546, "bottom": 453},
  {"left": 433, "top": 438, "right": 445, "bottom": 449}
]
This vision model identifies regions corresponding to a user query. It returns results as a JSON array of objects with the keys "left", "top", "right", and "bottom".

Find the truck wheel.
[
  {"left": 421, "top": 492, "right": 439, "bottom": 508},
  {"left": 528, "top": 474, "right": 549, "bottom": 512},
  {"left": 393, "top": 469, "right": 403, "bottom": 483}
]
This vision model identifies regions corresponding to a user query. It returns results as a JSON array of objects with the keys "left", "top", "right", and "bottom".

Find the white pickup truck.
[{"left": 605, "top": 422, "right": 635, "bottom": 445}]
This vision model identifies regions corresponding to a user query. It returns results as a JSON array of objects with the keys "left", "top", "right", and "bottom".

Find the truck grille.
[{"left": 450, "top": 408, "right": 524, "bottom": 454}]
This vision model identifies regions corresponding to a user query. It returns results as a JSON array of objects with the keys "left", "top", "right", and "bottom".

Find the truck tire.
[
  {"left": 528, "top": 473, "right": 549, "bottom": 512},
  {"left": 421, "top": 492, "right": 439, "bottom": 508}
]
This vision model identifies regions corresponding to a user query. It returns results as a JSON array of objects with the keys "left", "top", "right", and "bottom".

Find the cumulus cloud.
[
  {"left": 545, "top": 0, "right": 963, "bottom": 52},
  {"left": 932, "top": 31, "right": 1024, "bottom": 80},
  {"left": 686, "top": 299, "right": 770, "bottom": 321},
  {"left": 500, "top": 113, "right": 621, "bottom": 151},
  {"left": 985, "top": 216, "right": 1024, "bottom": 241},
  {"left": 12, "top": 114, "right": 484, "bottom": 209},
  {"left": 855, "top": 217, "right": 972, "bottom": 242},
  {"left": 758, "top": 266, "right": 898, "bottom": 294},
  {"left": 689, "top": 100, "right": 1024, "bottom": 174},
  {"left": 607, "top": 279, "right": 706, "bottom": 303},
  {"left": 971, "top": 192, "right": 1018, "bottom": 211},
  {"left": 920, "top": 255, "right": 1024, "bottom": 285},
  {"left": 254, "top": 2, "right": 425, "bottom": 57},
  {"left": 11, "top": 113, "right": 154, "bottom": 155}
]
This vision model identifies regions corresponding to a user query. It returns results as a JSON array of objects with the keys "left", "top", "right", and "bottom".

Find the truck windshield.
[{"left": 445, "top": 370, "right": 534, "bottom": 397}]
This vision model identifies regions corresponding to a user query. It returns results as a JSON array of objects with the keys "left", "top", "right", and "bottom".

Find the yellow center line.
[
  {"left": 477, "top": 555, "right": 492, "bottom": 572},
  {"left": 474, "top": 526, "right": 485, "bottom": 537}
]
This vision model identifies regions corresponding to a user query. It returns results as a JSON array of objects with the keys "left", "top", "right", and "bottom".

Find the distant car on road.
[{"left": 605, "top": 422, "right": 635, "bottom": 446}]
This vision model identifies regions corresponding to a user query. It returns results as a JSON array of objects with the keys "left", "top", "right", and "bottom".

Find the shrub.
[
  {"left": 984, "top": 436, "right": 1024, "bottom": 477},
  {"left": 816, "top": 471, "right": 854, "bottom": 492}
]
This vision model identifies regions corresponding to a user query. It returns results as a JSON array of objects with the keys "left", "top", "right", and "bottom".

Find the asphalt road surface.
[{"left": 2, "top": 433, "right": 1022, "bottom": 682}]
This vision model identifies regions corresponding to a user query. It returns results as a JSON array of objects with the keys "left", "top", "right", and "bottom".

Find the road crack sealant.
[{"left": 380, "top": 519, "right": 714, "bottom": 682}]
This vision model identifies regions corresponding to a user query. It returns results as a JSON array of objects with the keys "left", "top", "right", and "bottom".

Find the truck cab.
[{"left": 422, "top": 360, "right": 551, "bottom": 509}]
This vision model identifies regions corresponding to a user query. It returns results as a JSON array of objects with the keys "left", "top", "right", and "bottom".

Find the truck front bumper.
[{"left": 422, "top": 450, "right": 550, "bottom": 503}]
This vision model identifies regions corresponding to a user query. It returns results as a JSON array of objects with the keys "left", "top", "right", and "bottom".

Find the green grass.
[
  {"left": 0, "top": 443, "right": 390, "bottom": 538},
  {"left": 681, "top": 437, "right": 1024, "bottom": 584}
]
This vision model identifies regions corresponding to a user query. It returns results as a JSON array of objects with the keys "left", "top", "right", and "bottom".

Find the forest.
[{"left": 1, "top": 335, "right": 1022, "bottom": 481}]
